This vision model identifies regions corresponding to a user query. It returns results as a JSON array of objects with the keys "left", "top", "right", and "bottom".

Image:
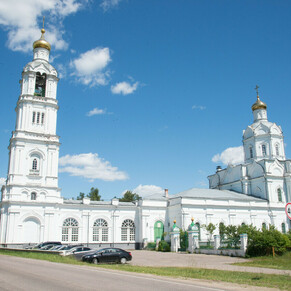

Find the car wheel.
[
  {"left": 93, "top": 258, "right": 99, "bottom": 265},
  {"left": 120, "top": 257, "right": 127, "bottom": 264}
]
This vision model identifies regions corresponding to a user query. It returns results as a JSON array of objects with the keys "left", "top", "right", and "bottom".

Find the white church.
[{"left": 0, "top": 29, "right": 290, "bottom": 249}]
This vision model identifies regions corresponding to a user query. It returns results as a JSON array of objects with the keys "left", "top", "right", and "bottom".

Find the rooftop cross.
[{"left": 255, "top": 85, "right": 259, "bottom": 98}]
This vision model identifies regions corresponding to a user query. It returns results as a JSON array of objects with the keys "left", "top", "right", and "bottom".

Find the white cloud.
[
  {"left": 111, "top": 81, "right": 139, "bottom": 95},
  {"left": 70, "top": 47, "right": 111, "bottom": 86},
  {"left": 59, "top": 153, "right": 128, "bottom": 181},
  {"left": 192, "top": 105, "right": 206, "bottom": 110},
  {"left": 87, "top": 107, "right": 106, "bottom": 116},
  {"left": 100, "top": 0, "right": 122, "bottom": 11},
  {"left": 0, "top": 0, "right": 84, "bottom": 52},
  {"left": 132, "top": 184, "right": 164, "bottom": 197},
  {"left": 212, "top": 146, "right": 244, "bottom": 166},
  {"left": 0, "top": 177, "right": 6, "bottom": 186}
]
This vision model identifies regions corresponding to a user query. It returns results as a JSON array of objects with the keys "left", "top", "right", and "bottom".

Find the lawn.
[
  {"left": 234, "top": 251, "right": 291, "bottom": 270},
  {"left": 0, "top": 249, "right": 290, "bottom": 290}
]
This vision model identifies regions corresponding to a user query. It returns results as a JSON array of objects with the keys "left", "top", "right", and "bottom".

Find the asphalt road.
[{"left": 0, "top": 255, "right": 229, "bottom": 291}]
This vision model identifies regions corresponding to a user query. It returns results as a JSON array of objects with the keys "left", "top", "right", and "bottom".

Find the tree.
[
  {"left": 205, "top": 223, "right": 216, "bottom": 241},
  {"left": 77, "top": 192, "right": 85, "bottom": 200},
  {"left": 119, "top": 191, "right": 140, "bottom": 202},
  {"left": 87, "top": 187, "right": 101, "bottom": 201},
  {"left": 76, "top": 188, "right": 101, "bottom": 201}
]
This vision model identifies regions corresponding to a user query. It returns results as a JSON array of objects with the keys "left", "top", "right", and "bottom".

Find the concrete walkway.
[{"left": 130, "top": 250, "right": 291, "bottom": 276}]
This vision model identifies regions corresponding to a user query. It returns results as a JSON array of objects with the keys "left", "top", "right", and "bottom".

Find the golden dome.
[
  {"left": 252, "top": 95, "right": 267, "bottom": 111},
  {"left": 33, "top": 28, "right": 51, "bottom": 51}
]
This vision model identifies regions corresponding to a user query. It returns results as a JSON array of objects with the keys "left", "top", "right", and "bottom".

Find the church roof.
[{"left": 171, "top": 188, "right": 266, "bottom": 202}]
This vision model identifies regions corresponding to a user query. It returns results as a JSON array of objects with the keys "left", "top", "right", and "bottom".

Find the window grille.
[
  {"left": 32, "top": 159, "right": 38, "bottom": 170},
  {"left": 277, "top": 189, "right": 282, "bottom": 202},
  {"left": 62, "top": 218, "right": 79, "bottom": 242},
  {"left": 37, "top": 112, "right": 40, "bottom": 124},
  {"left": 93, "top": 219, "right": 108, "bottom": 242},
  {"left": 262, "top": 145, "right": 266, "bottom": 156},
  {"left": 121, "top": 219, "right": 135, "bottom": 241},
  {"left": 31, "top": 192, "right": 36, "bottom": 200},
  {"left": 275, "top": 144, "right": 279, "bottom": 156},
  {"left": 41, "top": 113, "right": 45, "bottom": 124},
  {"left": 32, "top": 112, "right": 36, "bottom": 123},
  {"left": 250, "top": 147, "right": 253, "bottom": 158}
]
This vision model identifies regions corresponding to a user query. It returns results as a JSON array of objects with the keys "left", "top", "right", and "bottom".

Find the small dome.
[
  {"left": 33, "top": 28, "right": 51, "bottom": 51},
  {"left": 252, "top": 96, "right": 267, "bottom": 111}
]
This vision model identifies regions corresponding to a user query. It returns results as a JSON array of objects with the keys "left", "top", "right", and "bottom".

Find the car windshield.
[{"left": 62, "top": 245, "right": 75, "bottom": 250}]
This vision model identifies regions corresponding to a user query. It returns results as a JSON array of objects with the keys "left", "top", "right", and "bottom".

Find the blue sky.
[{"left": 0, "top": 0, "right": 291, "bottom": 200}]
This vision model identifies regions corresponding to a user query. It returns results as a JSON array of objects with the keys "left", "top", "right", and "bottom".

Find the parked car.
[
  {"left": 49, "top": 245, "right": 64, "bottom": 251},
  {"left": 34, "top": 241, "right": 62, "bottom": 249},
  {"left": 82, "top": 248, "right": 132, "bottom": 264},
  {"left": 61, "top": 246, "right": 91, "bottom": 256},
  {"left": 40, "top": 244, "right": 60, "bottom": 250}
]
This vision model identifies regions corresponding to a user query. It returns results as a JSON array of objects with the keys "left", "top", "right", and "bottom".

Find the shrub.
[
  {"left": 158, "top": 240, "right": 170, "bottom": 252},
  {"left": 247, "top": 226, "right": 291, "bottom": 257},
  {"left": 146, "top": 242, "right": 156, "bottom": 250},
  {"left": 179, "top": 229, "right": 188, "bottom": 251}
]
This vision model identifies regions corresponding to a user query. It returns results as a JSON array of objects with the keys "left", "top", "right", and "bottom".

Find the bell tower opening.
[{"left": 35, "top": 72, "right": 46, "bottom": 97}]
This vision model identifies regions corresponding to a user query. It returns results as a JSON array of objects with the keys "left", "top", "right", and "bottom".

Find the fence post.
[
  {"left": 170, "top": 220, "right": 180, "bottom": 252},
  {"left": 214, "top": 235, "right": 220, "bottom": 250},
  {"left": 240, "top": 233, "right": 248, "bottom": 253}
]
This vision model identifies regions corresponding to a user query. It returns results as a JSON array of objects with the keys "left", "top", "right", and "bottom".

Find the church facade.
[{"left": 0, "top": 30, "right": 290, "bottom": 248}]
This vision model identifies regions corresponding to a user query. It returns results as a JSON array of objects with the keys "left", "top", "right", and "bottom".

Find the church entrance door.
[
  {"left": 154, "top": 221, "right": 164, "bottom": 242},
  {"left": 22, "top": 218, "right": 41, "bottom": 244}
]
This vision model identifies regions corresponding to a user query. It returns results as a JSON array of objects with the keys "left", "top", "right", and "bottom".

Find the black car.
[
  {"left": 82, "top": 248, "right": 132, "bottom": 264},
  {"left": 34, "top": 241, "right": 62, "bottom": 249}
]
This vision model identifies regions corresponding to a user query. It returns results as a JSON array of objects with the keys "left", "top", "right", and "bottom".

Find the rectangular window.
[
  {"left": 121, "top": 228, "right": 127, "bottom": 241},
  {"left": 102, "top": 228, "right": 108, "bottom": 242},
  {"left": 93, "top": 228, "right": 99, "bottom": 242},
  {"left": 71, "top": 228, "right": 78, "bottom": 241},
  {"left": 41, "top": 113, "right": 45, "bottom": 124},
  {"left": 262, "top": 145, "right": 266, "bottom": 156},
  {"left": 37, "top": 112, "right": 40, "bottom": 124},
  {"left": 32, "top": 112, "right": 36, "bottom": 123},
  {"left": 129, "top": 228, "right": 135, "bottom": 241},
  {"left": 62, "top": 228, "right": 69, "bottom": 242}
]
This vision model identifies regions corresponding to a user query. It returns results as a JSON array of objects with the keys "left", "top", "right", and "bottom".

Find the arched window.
[
  {"left": 62, "top": 218, "right": 79, "bottom": 242},
  {"left": 93, "top": 219, "right": 108, "bottom": 242},
  {"left": 249, "top": 147, "right": 253, "bottom": 159},
  {"left": 281, "top": 223, "right": 286, "bottom": 234},
  {"left": 275, "top": 144, "right": 280, "bottom": 156},
  {"left": 262, "top": 222, "right": 267, "bottom": 230},
  {"left": 35, "top": 72, "right": 46, "bottom": 97},
  {"left": 31, "top": 192, "right": 37, "bottom": 200},
  {"left": 121, "top": 219, "right": 135, "bottom": 241},
  {"left": 277, "top": 188, "right": 282, "bottom": 202},
  {"left": 262, "top": 145, "right": 266, "bottom": 156}
]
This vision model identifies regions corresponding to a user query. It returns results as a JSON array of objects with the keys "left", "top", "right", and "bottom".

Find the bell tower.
[
  {"left": 243, "top": 86, "right": 286, "bottom": 163},
  {"left": 2, "top": 25, "right": 61, "bottom": 203}
]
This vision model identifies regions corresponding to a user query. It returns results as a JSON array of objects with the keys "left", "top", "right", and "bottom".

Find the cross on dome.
[{"left": 33, "top": 16, "right": 51, "bottom": 51}]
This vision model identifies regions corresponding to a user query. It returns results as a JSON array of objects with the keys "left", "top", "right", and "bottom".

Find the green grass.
[
  {"left": 0, "top": 249, "right": 290, "bottom": 290},
  {"left": 97, "top": 264, "right": 291, "bottom": 290},
  {"left": 0, "top": 249, "right": 83, "bottom": 265},
  {"left": 234, "top": 251, "right": 291, "bottom": 270}
]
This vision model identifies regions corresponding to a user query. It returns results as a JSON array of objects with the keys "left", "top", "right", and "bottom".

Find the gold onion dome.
[
  {"left": 33, "top": 28, "right": 51, "bottom": 51},
  {"left": 252, "top": 95, "right": 267, "bottom": 111}
]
